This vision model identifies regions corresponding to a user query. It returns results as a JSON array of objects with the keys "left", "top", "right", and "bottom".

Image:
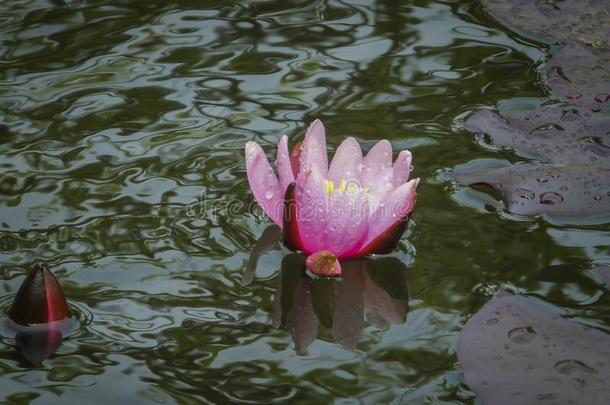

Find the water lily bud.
[
  {"left": 9, "top": 263, "right": 71, "bottom": 326},
  {"left": 306, "top": 251, "right": 342, "bottom": 277}
]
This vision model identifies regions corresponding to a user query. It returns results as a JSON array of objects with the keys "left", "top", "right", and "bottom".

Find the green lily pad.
[
  {"left": 459, "top": 292, "right": 610, "bottom": 405},
  {"left": 545, "top": 41, "right": 610, "bottom": 111},
  {"left": 480, "top": 0, "right": 610, "bottom": 48},
  {"left": 464, "top": 106, "right": 610, "bottom": 164},
  {"left": 455, "top": 164, "right": 610, "bottom": 216}
]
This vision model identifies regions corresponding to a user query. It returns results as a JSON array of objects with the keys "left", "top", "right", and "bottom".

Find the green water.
[{"left": 1, "top": 0, "right": 609, "bottom": 403}]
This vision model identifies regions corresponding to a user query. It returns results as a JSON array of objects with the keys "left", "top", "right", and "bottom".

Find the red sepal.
[
  {"left": 282, "top": 182, "right": 305, "bottom": 252},
  {"left": 356, "top": 213, "right": 411, "bottom": 257}
]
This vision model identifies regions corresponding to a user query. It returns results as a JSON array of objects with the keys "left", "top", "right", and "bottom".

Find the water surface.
[{"left": 1, "top": 0, "right": 609, "bottom": 403}]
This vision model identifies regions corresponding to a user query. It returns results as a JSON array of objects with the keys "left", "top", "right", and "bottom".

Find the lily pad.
[
  {"left": 464, "top": 106, "right": 610, "bottom": 164},
  {"left": 480, "top": 0, "right": 610, "bottom": 48},
  {"left": 458, "top": 292, "right": 610, "bottom": 405},
  {"left": 545, "top": 42, "right": 610, "bottom": 111},
  {"left": 456, "top": 164, "right": 610, "bottom": 216}
]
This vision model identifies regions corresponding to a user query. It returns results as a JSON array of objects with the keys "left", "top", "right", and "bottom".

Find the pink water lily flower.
[{"left": 245, "top": 119, "right": 419, "bottom": 276}]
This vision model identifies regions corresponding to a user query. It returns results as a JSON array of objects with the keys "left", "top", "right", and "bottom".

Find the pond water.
[{"left": 1, "top": 0, "right": 609, "bottom": 403}]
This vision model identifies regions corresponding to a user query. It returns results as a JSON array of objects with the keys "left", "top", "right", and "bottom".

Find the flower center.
[{"left": 324, "top": 179, "right": 370, "bottom": 196}]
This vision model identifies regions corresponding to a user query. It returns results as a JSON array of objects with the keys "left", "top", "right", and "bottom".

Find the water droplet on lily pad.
[
  {"left": 540, "top": 192, "right": 564, "bottom": 205},
  {"left": 508, "top": 326, "right": 536, "bottom": 344}
]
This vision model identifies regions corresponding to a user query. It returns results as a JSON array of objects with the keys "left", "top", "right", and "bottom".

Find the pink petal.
[
  {"left": 299, "top": 119, "right": 328, "bottom": 177},
  {"left": 363, "top": 140, "right": 393, "bottom": 189},
  {"left": 327, "top": 137, "right": 363, "bottom": 184},
  {"left": 359, "top": 178, "right": 419, "bottom": 254},
  {"left": 290, "top": 140, "right": 302, "bottom": 176},
  {"left": 294, "top": 165, "right": 330, "bottom": 254},
  {"left": 393, "top": 150, "right": 412, "bottom": 187},
  {"left": 276, "top": 135, "right": 294, "bottom": 195},
  {"left": 325, "top": 189, "right": 369, "bottom": 259},
  {"left": 306, "top": 251, "right": 342, "bottom": 277},
  {"left": 245, "top": 141, "right": 283, "bottom": 227}
]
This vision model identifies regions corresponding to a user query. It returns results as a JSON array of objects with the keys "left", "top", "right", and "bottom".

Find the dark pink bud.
[{"left": 9, "top": 264, "right": 71, "bottom": 326}]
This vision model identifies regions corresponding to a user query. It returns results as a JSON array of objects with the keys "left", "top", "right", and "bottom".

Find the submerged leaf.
[
  {"left": 464, "top": 106, "right": 610, "bottom": 164},
  {"left": 458, "top": 293, "right": 610, "bottom": 405},
  {"left": 545, "top": 42, "right": 610, "bottom": 111},
  {"left": 456, "top": 164, "right": 610, "bottom": 216},
  {"left": 480, "top": 0, "right": 610, "bottom": 48}
]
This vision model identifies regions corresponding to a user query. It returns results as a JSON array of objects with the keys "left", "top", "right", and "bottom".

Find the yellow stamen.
[
  {"left": 338, "top": 179, "right": 347, "bottom": 193},
  {"left": 325, "top": 180, "right": 335, "bottom": 196},
  {"left": 364, "top": 187, "right": 370, "bottom": 194}
]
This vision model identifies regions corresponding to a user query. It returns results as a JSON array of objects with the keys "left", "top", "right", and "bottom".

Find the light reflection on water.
[{"left": 1, "top": 0, "right": 608, "bottom": 403}]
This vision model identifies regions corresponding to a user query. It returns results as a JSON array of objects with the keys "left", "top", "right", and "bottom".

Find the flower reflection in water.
[{"left": 244, "top": 226, "right": 409, "bottom": 354}]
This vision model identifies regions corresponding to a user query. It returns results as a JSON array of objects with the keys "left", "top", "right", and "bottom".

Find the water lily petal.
[
  {"left": 276, "top": 135, "right": 294, "bottom": 195},
  {"left": 363, "top": 139, "right": 393, "bottom": 189},
  {"left": 327, "top": 137, "right": 363, "bottom": 184},
  {"left": 358, "top": 178, "right": 419, "bottom": 255},
  {"left": 325, "top": 189, "right": 370, "bottom": 259},
  {"left": 393, "top": 150, "right": 412, "bottom": 187},
  {"left": 290, "top": 140, "right": 302, "bottom": 177},
  {"left": 245, "top": 141, "right": 283, "bottom": 227},
  {"left": 294, "top": 165, "right": 330, "bottom": 254},
  {"left": 299, "top": 119, "right": 328, "bottom": 177}
]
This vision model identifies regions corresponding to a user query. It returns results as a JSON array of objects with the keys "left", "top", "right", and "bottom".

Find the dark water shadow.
[{"left": 272, "top": 254, "right": 409, "bottom": 354}]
